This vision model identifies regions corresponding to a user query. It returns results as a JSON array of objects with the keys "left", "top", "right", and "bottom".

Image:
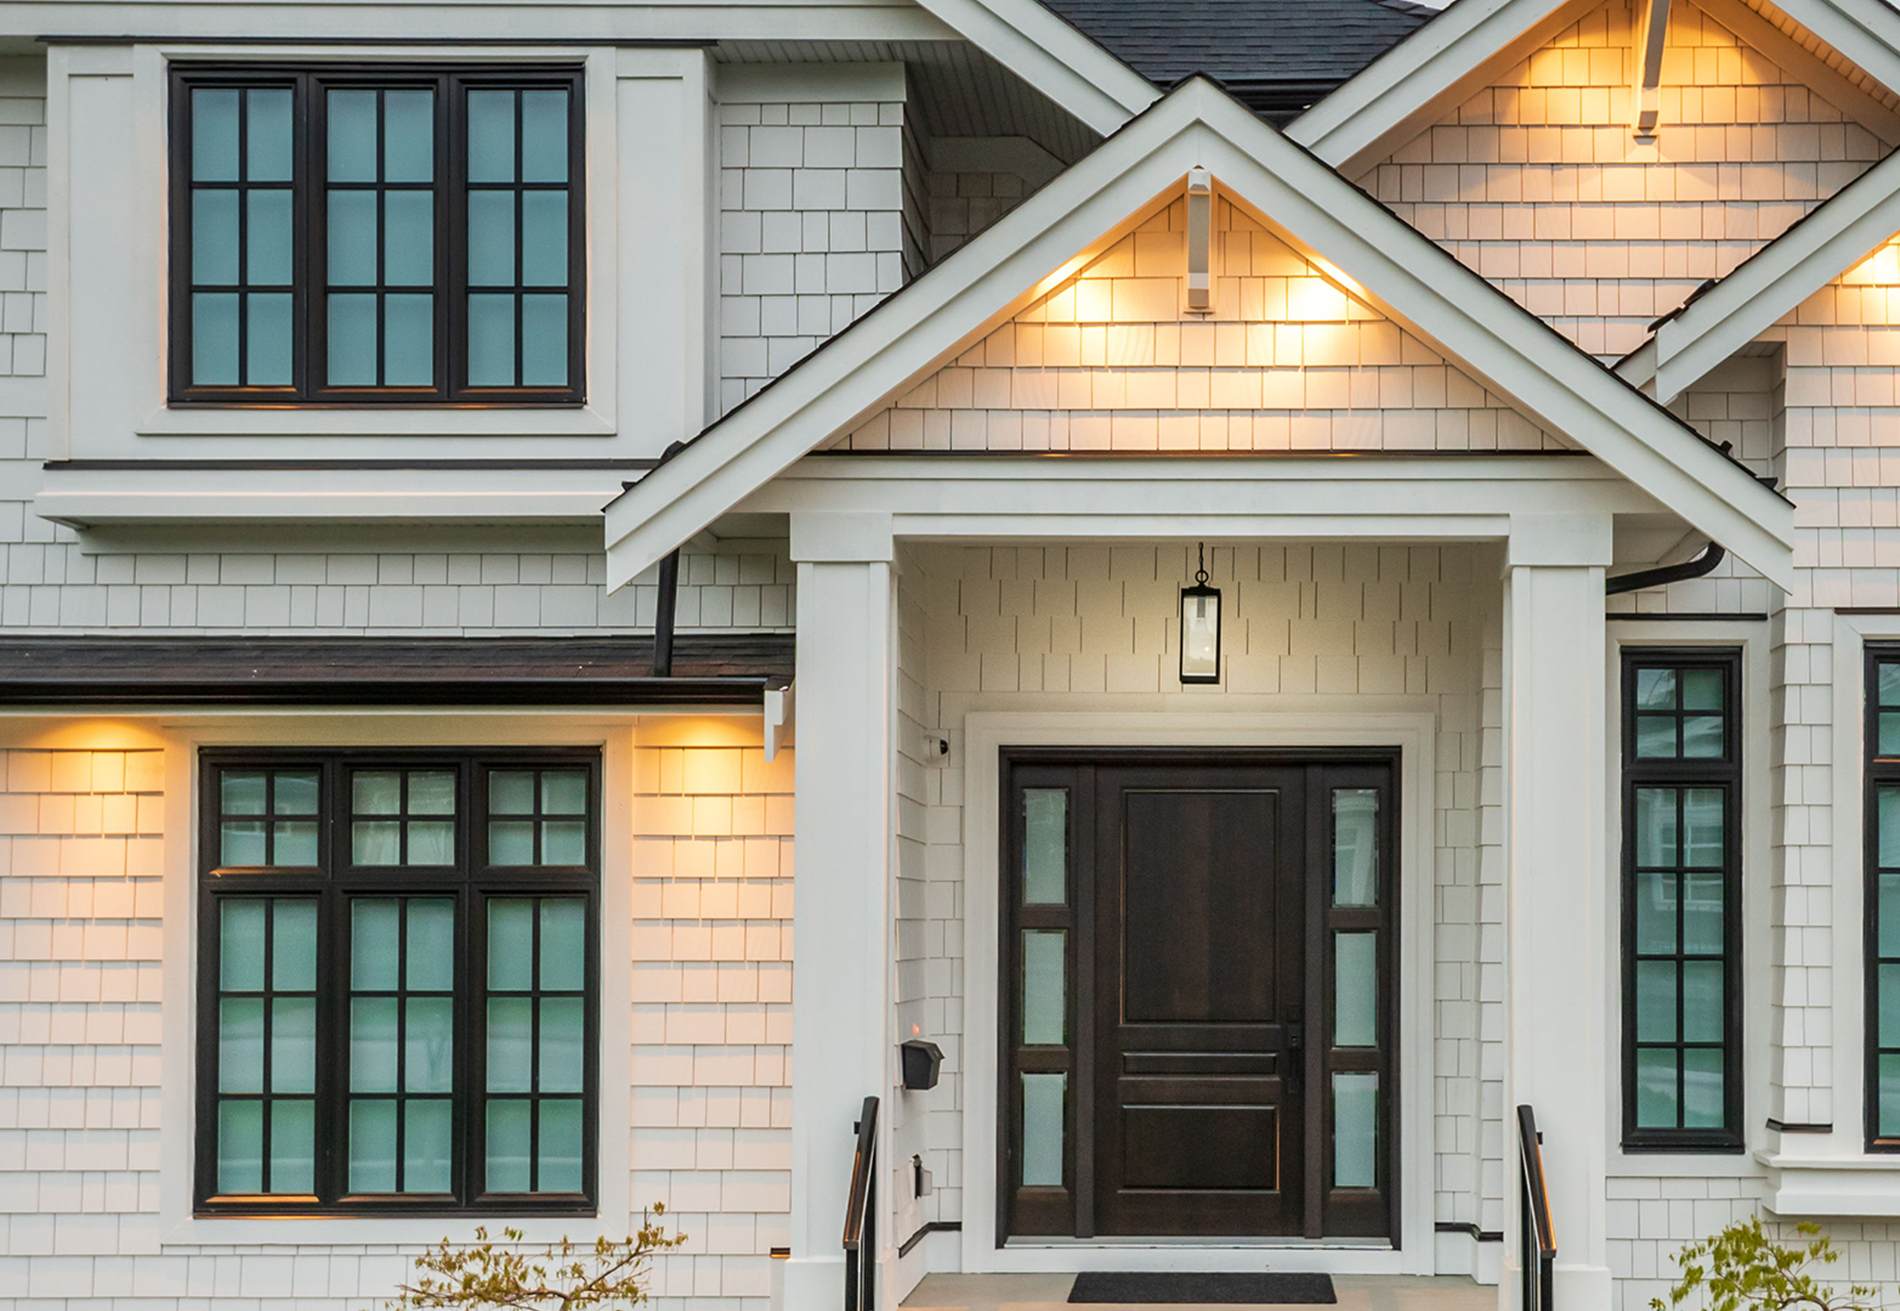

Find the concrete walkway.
[{"left": 902, "top": 1273, "right": 1497, "bottom": 1311}]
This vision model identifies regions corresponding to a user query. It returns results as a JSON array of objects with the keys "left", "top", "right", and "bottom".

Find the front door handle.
[{"left": 1285, "top": 1022, "right": 1303, "bottom": 1096}]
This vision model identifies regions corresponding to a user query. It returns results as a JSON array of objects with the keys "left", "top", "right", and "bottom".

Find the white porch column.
[
  {"left": 1503, "top": 514, "right": 1614, "bottom": 1311},
  {"left": 783, "top": 512, "right": 896, "bottom": 1311}
]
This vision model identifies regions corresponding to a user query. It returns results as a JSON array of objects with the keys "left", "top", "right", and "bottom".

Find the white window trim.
[
  {"left": 958, "top": 708, "right": 1437, "bottom": 1275},
  {"left": 155, "top": 713, "right": 636, "bottom": 1247}
]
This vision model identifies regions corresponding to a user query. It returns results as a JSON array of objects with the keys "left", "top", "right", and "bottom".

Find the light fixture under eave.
[{"left": 1179, "top": 542, "right": 1221, "bottom": 685}]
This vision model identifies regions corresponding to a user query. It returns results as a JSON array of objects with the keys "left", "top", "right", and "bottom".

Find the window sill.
[
  {"left": 138, "top": 403, "right": 614, "bottom": 439},
  {"left": 1756, "top": 1151, "right": 1900, "bottom": 1216},
  {"left": 165, "top": 1212, "right": 608, "bottom": 1249}
]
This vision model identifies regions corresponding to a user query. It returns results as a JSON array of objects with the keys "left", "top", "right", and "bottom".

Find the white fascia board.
[
  {"left": 34, "top": 464, "right": 625, "bottom": 529},
  {"left": 604, "top": 79, "right": 1794, "bottom": 592},
  {"left": 1615, "top": 127, "right": 1900, "bottom": 403},
  {"left": 1286, "top": 0, "right": 1581, "bottom": 170},
  {"left": 1767, "top": 0, "right": 1900, "bottom": 111},
  {"left": 910, "top": 0, "right": 1159, "bottom": 134}
]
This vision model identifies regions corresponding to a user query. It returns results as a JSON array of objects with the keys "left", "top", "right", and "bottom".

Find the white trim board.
[
  {"left": 957, "top": 710, "right": 1438, "bottom": 1276},
  {"left": 602, "top": 78, "right": 1794, "bottom": 595}
]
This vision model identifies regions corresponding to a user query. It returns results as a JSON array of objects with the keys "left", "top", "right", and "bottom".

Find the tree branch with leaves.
[
  {"left": 390, "top": 1205, "right": 687, "bottom": 1311},
  {"left": 1653, "top": 1219, "right": 1883, "bottom": 1311}
]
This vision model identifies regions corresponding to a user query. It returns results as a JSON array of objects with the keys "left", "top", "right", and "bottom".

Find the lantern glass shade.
[{"left": 1180, "top": 583, "right": 1221, "bottom": 684}]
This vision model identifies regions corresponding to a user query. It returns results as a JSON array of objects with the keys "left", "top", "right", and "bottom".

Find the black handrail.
[
  {"left": 843, "top": 1096, "right": 879, "bottom": 1311},
  {"left": 1518, "top": 1104, "right": 1556, "bottom": 1311}
]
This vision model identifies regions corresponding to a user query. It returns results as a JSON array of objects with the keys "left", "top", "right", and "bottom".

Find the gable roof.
[
  {"left": 602, "top": 77, "right": 1794, "bottom": 592},
  {"left": 1287, "top": 0, "right": 1900, "bottom": 170},
  {"left": 1036, "top": 0, "right": 1436, "bottom": 121},
  {"left": 1616, "top": 121, "right": 1900, "bottom": 401}
]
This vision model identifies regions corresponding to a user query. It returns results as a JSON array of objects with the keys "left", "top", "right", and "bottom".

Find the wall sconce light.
[{"left": 1180, "top": 542, "right": 1221, "bottom": 684}]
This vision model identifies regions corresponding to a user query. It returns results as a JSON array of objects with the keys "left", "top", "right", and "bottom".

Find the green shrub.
[
  {"left": 1653, "top": 1218, "right": 1880, "bottom": 1311},
  {"left": 391, "top": 1205, "right": 687, "bottom": 1311}
]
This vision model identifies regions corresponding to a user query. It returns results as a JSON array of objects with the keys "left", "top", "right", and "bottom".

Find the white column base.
[{"left": 779, "top": 1255, "right": 845, "bottom": 1311}]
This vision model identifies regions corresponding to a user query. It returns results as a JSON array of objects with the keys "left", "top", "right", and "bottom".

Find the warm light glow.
[{"left": 0, "top": 718, "right": 170, "bottom": 750}]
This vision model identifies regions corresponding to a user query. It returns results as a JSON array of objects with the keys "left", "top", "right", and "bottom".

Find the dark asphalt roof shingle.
[{"left": 1037, "top": 0, "right": 1436, "bottom": 120}]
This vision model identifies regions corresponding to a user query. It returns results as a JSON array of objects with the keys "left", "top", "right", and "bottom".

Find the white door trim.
[{"left": 958, "top": 708, "right": 1438, "bottom": 1275}]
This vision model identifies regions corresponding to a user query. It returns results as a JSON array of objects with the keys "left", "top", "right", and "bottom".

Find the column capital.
[
  {"left": 1507, "top": 512, "right": 1614, "bottom": 569},
  {"left": 789, "top": 511, "right": 895, "bottom": 563}
]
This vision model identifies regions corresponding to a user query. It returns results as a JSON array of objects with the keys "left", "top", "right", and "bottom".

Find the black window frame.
[
  {"left": 194, "top": 747, "right": 601, "bottom": 1217},
  {"left": 1619, "top": 646, "right": 1746, "bottom": 1153},
  {"left": 168, "top": 63, "right": 587, "bottom": 407},
  {"left": 1865, "top": 645, "right": 1900, "bottom": 1151}
]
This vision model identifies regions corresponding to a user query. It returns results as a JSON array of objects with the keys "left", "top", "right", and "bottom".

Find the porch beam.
[
  {"left": 1503, "top": 514, "right": 1614, "bottom": 1311},
  {"left": 784, "top": 513, "right": 898, "bottom": 1311}
]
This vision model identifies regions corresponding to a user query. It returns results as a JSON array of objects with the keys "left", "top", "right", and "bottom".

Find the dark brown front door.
[
  {"left": 1091, "top": 764, "right": 1307, "bottom": 1236},
  {"left": 1000, "top": 751, "right": 1397, "bottom": 1244}
]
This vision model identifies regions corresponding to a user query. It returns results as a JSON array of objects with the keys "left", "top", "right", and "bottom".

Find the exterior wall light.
[{"left": 1179, "top": 542, "right": 1221, "bottom": 684}]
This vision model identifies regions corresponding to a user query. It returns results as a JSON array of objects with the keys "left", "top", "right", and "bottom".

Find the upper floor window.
[
  {"left": 1867, "top": 650, "right": 1900, "bottom": 1149},
  {"left": 197, "top": 750, "right": 599, "bottom": 1214},
  {"left": 170, "top": 66, "right": 584, "bottom": 405},
  {"left": 1620, "top": 648, "right": 1744, "bottom": 1152}
]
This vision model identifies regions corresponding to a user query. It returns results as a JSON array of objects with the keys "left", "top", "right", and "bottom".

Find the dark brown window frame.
[
  {"left": 1619, "top": 647, "right": 1745, "bottom": 1153},
  {"left": 168, "top": 63, "right": 586, "bottom": 407},
  {"left": 1865, "top": 645, "right": 1900, "bottom": 1151},
  {"left": 194, "top": 747, "right": 601, "bottom": 1217}
]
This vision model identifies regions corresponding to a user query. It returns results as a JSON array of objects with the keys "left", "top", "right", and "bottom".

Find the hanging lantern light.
[{"left": 1179, "top": 542, "right": 1221, "bottom": 685}]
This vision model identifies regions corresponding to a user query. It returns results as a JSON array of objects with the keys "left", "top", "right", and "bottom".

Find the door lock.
[{"left": 1285, "top": 1021, "right": 1303, "bottom": 1096}]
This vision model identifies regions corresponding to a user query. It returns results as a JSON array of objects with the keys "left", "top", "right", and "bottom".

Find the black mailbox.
[{"left": 900, "top": 1039, "right": 943, "bottom": 1091}]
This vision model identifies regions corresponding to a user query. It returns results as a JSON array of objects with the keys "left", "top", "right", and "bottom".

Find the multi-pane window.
[
  {"left": 1620, "top": 650, "right": 1743, "bottom": 1151},
  {"left": 171, "top": 67, "right": 583, "bottom": 404},
  {"left": 197, "top": 751, "right": 598, "bottom": 1214},
  {"left": 1866, "top": 651, "right": 1900, "bottom": 1149}
]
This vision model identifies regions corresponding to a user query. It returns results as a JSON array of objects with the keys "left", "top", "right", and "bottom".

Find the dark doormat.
[{"left": 1068, "top": 1272, "right": 1336, "bottom": 1305}]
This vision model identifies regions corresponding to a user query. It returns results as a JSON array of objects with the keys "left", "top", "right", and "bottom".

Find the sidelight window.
[
  {"left": 171, "top": 66, "right": 584, "bottom": 405},
  {"left": 1867, "top": 650, "right": 1900, "bottom": 1149},
  {"left": 196, "top": 750, "right": 599, "bottom": 1214},
  {"left": 1620, "top": 650, "right": 1743, "bottom": 1151}
]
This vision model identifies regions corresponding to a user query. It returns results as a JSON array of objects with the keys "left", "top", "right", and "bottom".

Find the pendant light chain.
[{"left": 1195, "top": 541, "right": 1210, "bottom": 587}]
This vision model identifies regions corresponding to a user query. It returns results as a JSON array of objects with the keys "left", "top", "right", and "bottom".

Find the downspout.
[
  {"left": 1604, "top": 541, "right": 1726, "bottom": 596},
  {"left": 650, "top": 440, "right": 688, "bottom": 678}
]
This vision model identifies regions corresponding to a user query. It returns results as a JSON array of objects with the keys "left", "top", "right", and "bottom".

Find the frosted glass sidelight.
[
  {"left": 221, "top": 820, "right": 266, "bottom": 868},
  {"left": 350, "top": 997, "right": 399, "bottom": 1093},
  {"left": 486, "top": 1101, "right": 532, "bottom": 1191},
  {"left": 193, "top": 293, "right": 240, "bottom": 385},
  {"left": 327, "top": 295, "right": 379, "bottom": 387},
  {"left": 193, "top": 190, "right": 238, "bottom": 284},
  {"left": 1635, "top": 960, "right": 1677, "bottom": 1042},
  {"left": 246, "top": 293, "right": 293, "bottom": 386},
  {"left": 1332, "top": 1072, "right": 1377, "bottom": 1188},
  {"left": 521, "top": 295, "right": 568, "bottom": 386},
  {"left": 327, "top": 91, "right": 379, "bottom": 182},
  {"left": 491, "top": 771, "right": 535, "bottom": 813},
  {"left": 406, "top": 899, "right": 455, "bottom": 991},
  {"left": 467, "top": 91, "right": 516, "bottom": 183},
  {"left": 543, "top": 771, "right": 587, "bottom": 814},
  {"left": 486, "top": 997, "right": 533, "bottom": 1092},
  {"left": 404, "top": 1099, "right": 453, "bottom": 1193},
  {"left": 539, "top": 996, "right": 585, "bottom": 1092},
  {"left": 327, "top": 191, "right": 378, "bottom": 285},
  {"left": 538, "top": 1099, "right": 583, "bottom": 1192},
  {"left": 1681, "top": 961, "right": 1723, "bottom": 1043},
  {"left": 541, "top": 900, "right": 586, "bottom": 989},
  {"left": 1021, "top": 1073, "right": 1065, "bottom": 1187},
  {"left": 271, "top": 998, "right": 316, "bottom": 1093},
  {"left": 351, "top": 901, "right": 400, "bottom": 990},
  {"left": 520, "top": 193, "right": 568, "bottom": 285},
  {"left": 405, "top": 997, "right": 455, "bottom": 1093},
  {"left": 270, "top": 1100, "right": 314, "bottom": 1193},
  {"left": 193, "top": 89, "right": 241, "bottom": 181},
  {"left": 221, "top": 901, "right": 267, "bottom": 990},
  {"left": 247, "top": 88, "right": 293, "bottom": 181},
  {"left": 273, "top": 901, "right": 317, "bottom": 989},
  {"left": 1022, "top": 790, "right": 1067, "bottom": 905},
  {"left": 1334, "top": 932, "right": 1377, "bottom": 1046},
  {"left": 383, "top": 90, "right": 435, "bottom": 183},
  {"left": 1635, "top": 1049, "right": 1677, "bottom": 1126},
  {"left": 219, "top": 999, "right": 265, "bottom": 1093},
  {"left": 383, "top": 193, "right": 434, "bottom": 287},
  {"left": 488, "top": 901, "right": 534, "bottom": 990},
  {"left": 520, "top": 91, "right": 568, "bottom": 182},
  {"left": 348, "top": 1099, "right": 398, "bottom": 1192},
  {"left": 1021, "top": 930, "right": 1065, "bottom": 1045},
  {"left": 467, "top": 294, "right": 514, "bottom": 386},
  {"left": 542, "top": 820, "right": 585, "bottom": 866},
  {"left": 1332, "top": 789, "right": 1378, "bottom": 906},
  {"left": 247, "top": 190, "right": 292, "bottom": 285},
  {"left": 1634, "top": 871, "right": 1677, "bottom": 955},
  {"left": 1682, "top": 1049, "right": 1724, "bottom": 1128},
  {"left": 468, "top": 190, "right": 515, "bottom": 286},
  {"left": 218, "top": 1101, "right": 263, "bottom": 1193}
]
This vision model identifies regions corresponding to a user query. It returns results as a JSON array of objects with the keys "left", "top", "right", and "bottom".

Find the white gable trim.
[
  {"left": 1289, "top": 0, "right": 1900, "bottom": 173},
  {"left": 602, "top": 79, "right": 1794, "bottom": 591},
  {"left": 913, "top": 0, "right": 1159, "bottom": 135},
  {"left": 1615, "top": 142, "right": 1900, "bottom": 401}
]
